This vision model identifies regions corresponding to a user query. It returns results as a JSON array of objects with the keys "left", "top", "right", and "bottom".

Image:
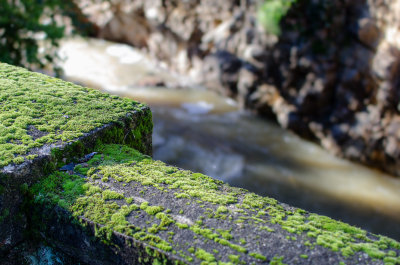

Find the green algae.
[{"left": 0, "top": 63, "right": 146, "bottom": 168}]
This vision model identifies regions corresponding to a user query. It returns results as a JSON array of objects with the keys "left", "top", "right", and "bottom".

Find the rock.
[
  {"left": 99, "top": 9, "right": 151, "bottom": 48},
  {"left": 357, "top": 17, "right": 380, "bottom": 48}
]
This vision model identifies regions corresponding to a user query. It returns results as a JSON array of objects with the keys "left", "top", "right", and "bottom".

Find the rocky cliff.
[{"left": 79, "top": 0, "right": 400, "bottom": 176}]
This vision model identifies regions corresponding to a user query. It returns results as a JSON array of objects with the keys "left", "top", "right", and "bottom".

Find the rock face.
[{"left": 81, "top": 0, "right": 400, "bottom": 176}]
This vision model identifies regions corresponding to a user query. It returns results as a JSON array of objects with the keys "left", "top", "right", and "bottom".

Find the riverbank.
[{"left": 77, "top": 0, "right": 400, "bottom": 177}]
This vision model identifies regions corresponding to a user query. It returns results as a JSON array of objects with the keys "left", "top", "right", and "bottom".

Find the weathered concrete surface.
[
  {"left": 30, "top": 144, "right": 400, "bottom": 265},
  {"left": 0, "top": 63, "right": 152, "bottom": 256}
]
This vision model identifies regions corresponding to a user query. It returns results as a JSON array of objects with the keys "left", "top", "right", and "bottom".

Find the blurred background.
[{"left": 1, "top": 0, "right": 400, "bottom": 240}]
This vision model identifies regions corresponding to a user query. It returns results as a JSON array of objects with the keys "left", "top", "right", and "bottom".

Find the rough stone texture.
[
  {"left": 0, "top": 64, "right": 152, "bottom": 256},
  {"left": 80, "top": 0, "right": 400, "bottom": 176},
  {"left": 29, "top": 144, "right": 400, "bottom": 264}
]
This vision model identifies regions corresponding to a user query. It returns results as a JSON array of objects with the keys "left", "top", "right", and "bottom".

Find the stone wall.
[
  {"left": 80, "top": 0, "right": 400, "bottom": 176},
  {"left": 2, "top": 64, "right": 400, "bottom": 264}
]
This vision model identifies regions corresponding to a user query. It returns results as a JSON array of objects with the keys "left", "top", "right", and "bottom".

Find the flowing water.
[{"left": 58, "top": 37, "right": 400, "bottom": 240}]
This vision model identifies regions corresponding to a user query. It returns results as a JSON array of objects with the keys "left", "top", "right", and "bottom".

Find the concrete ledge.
[
  {"left": 0, "top": 63, "right": 152, "bottom": 254},
  {"left": 30, "top": 144, "right": 400, "bottom": 265}
]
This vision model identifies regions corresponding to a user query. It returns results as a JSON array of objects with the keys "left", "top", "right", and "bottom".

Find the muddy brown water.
[{"left": 58, "top": 37, "right": 400, "bottom": 240}]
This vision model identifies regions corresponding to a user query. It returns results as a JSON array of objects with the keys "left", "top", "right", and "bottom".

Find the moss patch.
[{"left": 0, "top": 63, "right": 145, "bottom": 168}]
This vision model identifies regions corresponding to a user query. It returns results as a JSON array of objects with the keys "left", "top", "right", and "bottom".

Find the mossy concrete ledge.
[
  {"left": 0, "top": 63, "right": 152, "bottom": 255},
  {"left": 30, "top": 144, "right": 400, "bottom": 265}
]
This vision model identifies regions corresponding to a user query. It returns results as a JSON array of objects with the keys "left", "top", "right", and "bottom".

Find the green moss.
[
  {"left": 228, "top": 255, "right": 240, "bottom": 264},
  {"left": 257, "top": 0, "right": 297, "bottom": 35},
  {"left": 259, "top": 226, "right": 275, "bottom": 232},
  {"left": 74, "top": 164, "right": 89, "bottom": 176},
  {"left": 214, "top": 238, "right": 247, "bottom": 253},
  {"left": 299, "top": 254, "right": 308, "bottom": 259},
  {"left": 176, "top": 222, "right": 189, "bottom": 229},
  {"left": 31, "top": 171, "right": 85, "bottom": 208},
  {"left": 102, "top": 190, "right": 124, "bottom": 200},
  {"left": 249, "top": 252, "right": 266, "bottom": 261},
  {"left": 191, "top": 225, "right": 219, "bottom": 240},
  {"left": 216, "top": 229, "right": 233, "bottom": 240},
  {"left": 270, "top": 256, "right": 286, "bottom": 265},
  {"left": 216, "top": 206, "right": 228, "bottom": 214},
  {"left": 0, "top": 63, "right": 146, "bottom": 168},
  {"left": 140, "top": 202, "right": 164, "bottom": 216},
  {"left": 195, "top": 249, "right": 215, "bottom": 262},
  {"left": 155, "top": 212, "right": 174, "bottom": 229},
  {"left": 134, "top": 232, "right": 172, "bottom": 252}
]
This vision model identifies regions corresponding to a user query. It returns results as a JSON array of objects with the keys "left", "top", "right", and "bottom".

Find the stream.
[{"left": 58, "top": 37, "right": 400, "bottom": 240}]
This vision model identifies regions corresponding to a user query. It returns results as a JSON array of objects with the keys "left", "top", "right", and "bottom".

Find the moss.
[
  {"left": 31, "top": 171, "right": 85, "bottom": 208},
  {"left": 176, "top": 222, "right": 189, "bottom": 229},
  {"left": 299, "top": 254, "right": 308, "bottom": 259},
  {"left": 0, "top": 63, "right": 146, "bottom": 168},
  {"left": 228, "top": 255, "right": 240, "bottom": 264},
  {"left": 216, "top": 206, "right": 228, "bottom": 214},
  {"left": 74, "top": 164, "right": 89, "bottom": 176},
  {"left": 216, "top": 229, "right": 233, "bottom": 240},
  {"left": 155, "top": 212, "right": 174, "bottom": 229},
  {"left": 102, "top": 190, "right": 124, "bottom": 200},
  {"left": 191, "top": 225, "right": 219, "bottom": 240},
  {"left": 259, "top": 226, "right": 275, "bottom": 232},
  {"left": 140, "top": 202, "right": 164, "bottom": 216},
  {"left": 270, "top": 256, "right": 286, "bottom": 265},
  {"left": 257, "top": 0, "right": 297, "bottom": 35},
  {"left": 249, "top": 252, "right": 266, "bottom": 261},
  {"left": 214, "top": 238, "right": 247, "bottom": 253},
  {"left": 195, "top": 248, "right": 215, "bottom": 262},
  {"left": 134, "top": 232, "right": 172, "bottom": 252}
]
